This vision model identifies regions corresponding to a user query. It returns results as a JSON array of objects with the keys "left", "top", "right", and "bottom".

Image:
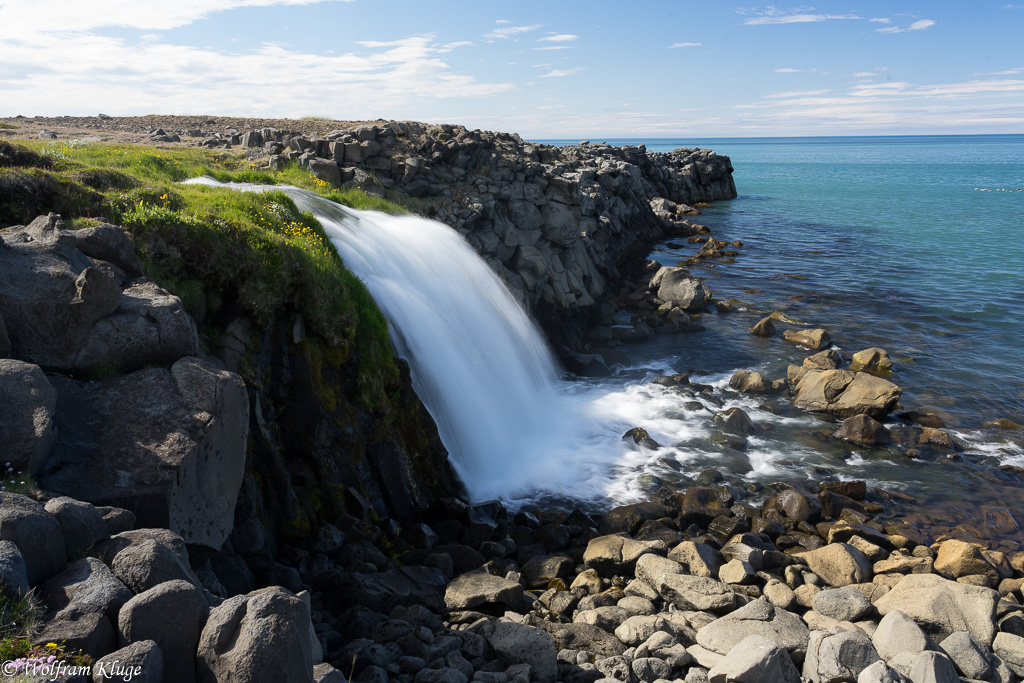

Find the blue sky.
[{"left": 1, "top": 1, "right": 1022, "bottom": 137}]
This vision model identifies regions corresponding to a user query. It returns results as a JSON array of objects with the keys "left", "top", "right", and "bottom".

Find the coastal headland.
[{"left": 1, "top": 116, "right": 1023, "bottom": 683}]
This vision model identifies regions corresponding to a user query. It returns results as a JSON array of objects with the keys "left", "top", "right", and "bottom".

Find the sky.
[{"left": 1, "top": 1, "right": 1022, "bottom": 138}]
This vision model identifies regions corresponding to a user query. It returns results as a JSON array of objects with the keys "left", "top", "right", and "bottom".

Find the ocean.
[{"left": 537, "top": 135, "right": 1024, "bottom": 535}]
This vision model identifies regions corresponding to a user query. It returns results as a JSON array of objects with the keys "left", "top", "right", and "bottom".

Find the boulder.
[
  {"left": 583, "top": 533, "right": 663, "bottom": 575},
  {"left": 993, "top": 632, "right": 1024, "bottom": 676},
  {"left": 783, "top": 328, "right": 832, "bottom": 350},
  {"left": 708, "top": 633, "right": 801, "bottom": 683},
  {"left": 0, "top": 359, "right": 56, "bottom": 475},
  {"left": 729, "top": 369, "right": 775, "bottom": 394},
  {"left": 907, "top": 651, "right": 959, "bottom": 683},
  {"left": 444, "top": 571, "right": 524, "bottom": 611},
  {"left": 111, "top": 538, "right": 201, "bottom": 593},
  {"left": 655, "top": 267, "right": 707, "bottom": 311},
  {"left": 777, "top": 486, "right": 823, "bottom": 523},
  {"left": 635, "top": 553, "right": 686, "bottom": 589},
  {"left": 803, "top": 627, "right": 881, "bottom": 683},
  {"left": 813, "top": 586, "right": 874, "bottom": 622},
  {"left": 520, "top": 555, "right": 573, "bottom": 589},
  {"left": 850, "top": 348, "right": 893, "bottom": 374},
  {"left": 197, "top": 586, "right": 313, "bottom": 683},
  {"left": 0, "top": 216, "right": 198, "bottom": 373},
  {"left": 751, "top": 316, "right": 776, "bottom": 337},
  {"left": 938, "top": 631, "right": 992, "bottom": 680},
  {"left": 669, "top": 541, "right": 724, "bottom": 578},
  {"left": 856, "top": 660, "right": 910, "bottom": 683},
  {"left": 92, "top": 640, "right": 163, "bottom": 683},
  {"left": 40, "top": 356, "right": 248, "bottom": 549},
  {"left": 34, "top": 606, "right": 116, "bottom": 659},
  {"left": 118, "top": 579, "right": 209, "bottom": 683},
  {"left": 872, "top": 610, "right": 936, "bottom": 661},
  {"left": 0, "top": 492, "right": 66, "bottom": 584},
  {"left": 933, "top": 539, "right": 997, "bottom": 582},
  {"left": 44, "top": 497, "right": 109, "bottom": 559},
  {"left": 696, "top": 600, "right": 809, "bottom": 658},
  {"left": 39, "top": 558, "right": 132, "bottom": 626},
  {"left": 801, "top": 543, "right": 873, "bottom": 587},
  {"left": 538, "top": 622, "right": 627, "bottom": 659},
  {"left": 573, "top": 605, "right": 632, "bottom": 632},
  {"left": 308, "top": 158, "right": 342, "bottom": 187},
  {"left": 712, "top": 407, "right": 755, "bottom": 436},
  {"left": 0, "top": 540, "right": 29, "bottom": 596},
  {"left": 659, "top": 574, "right": 737, "bottom": 613},
  {"left": 482, "top": 620, "right": 558, "bottom": 683},
  {"left": 794, "top": 370, "right": 901, "bottom": 420},
  {"left": 834, "top": 414, "right": 891, "bottom": 446},
  {"left": 874, "top": 574, "right": 998, "bottom": 645}
]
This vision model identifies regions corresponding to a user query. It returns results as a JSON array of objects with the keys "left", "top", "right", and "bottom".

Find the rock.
[
  {"left": 872, "top": 610, "right": 936, "bottom": 661},
  {"left": 0, "top": 540, "right": 29, "bottom": 597},
  {"left": 834, "top": 415, "right": 891, "bottom": 446},
  {"left": 574, "top": 605, "right": 632, "bottom": 632},
  {"left": 632, "top": 656, "right": 673, "bottom": 682},
  {"left": 0, "top": 359, "right": 56, "bottom": 475},
  {"left": 521, "top": 555, "right": 573, "bottom": 589},
  {"left": 874, "top": 574, "right": 998, "bottom": 645},
  {"left": 933, "top": 540, "right": 997, "bottom": 582},
  {"left": 197, "top": 586, "right": 313, "bottom": 683},
  {"left": 583, "top": 533, "right": 663, "bottom": 575},
  {"left": 729, "top": 369, "right": 775, "bottom": 394},
  {"left": 783, "top": 328, "right": 832, "bottom": 350},
  {"left": 707, "top": 633, "right": 800, "bottom": 682},
  {"left": 635, "top": 553, "right": 686, "bottom": 589},
  {"left": 917, "top": 428, "right": 964, "bottom": 451},
  {"left": 801, "top": 544, "right": 873, "bottom": 587},
  {"left": 696, "top": 600, "right": 809, "bottom": 658},
  {"left": 44, "top": 496, "right": 109, "bottom": 559},
  {"left": 39, "top": 557, "right": 132, "bottom": 627},
  {"left": 34, "top": 606, "right": 116, "bottom": 659},
  {"left": 308, "top": 158, "right": 342, "bottom": 187},
  {"left": 657, "top": 268, "right": 706, "bottom": 311},
  {"left": 804, "top": 627, "right": 881, "bottom": 683},
  {"left": 111, "top": 538, "right": 201, "bottom": 593},
  {"left": 0, "top": 492, "right": 66, "bottom": 584},
  {"left": 764, "top": 579, "right": 798, "bottom": 611},
  {"left": 118, "top": 579, "right": 208, "bottom": 683},
  {"left": 856, "top": 660, "right": 909, "bottom": 683},
  {"left": 483, "top": 620, "right": 558, "bottom": 683},
  {"left": 92, "top": 639, "right": 163, "bottom": 683},
  {"left": 907, "top": 651, "right": 959, "bottom": 683},
  {"left": 622, "top": 427, "right": 661, "bottom": 450},
  {"left": 751, "top": 316, "right": 776, "bottom": 337},
  {"left": 0, "top": 217, "right": 198, "bottom": 373},
  {"left": 873, "top": 554, "right": 933, "bottom": 576},
  {"left": 813, "top": 586, "right": 874, "bottom": 622},
  {"left": 712, "top": 407, "right": 755, "bottom": 436},
  {"left": 794, "top": 370, "right": 901, "bottom": 420},
  {"left": 719, "top": 558, "right": 756, "bottom": 585},
  {"left": 444, "top": 571, "right": 524, "bottom": 611},
  {"left": 40, "top": 356, "right": 249, "bottom": 549},
  {"left": 993, "top": 632, "right": 1024, "bottom": 676},
  {"left": 850, "top": 348, "right": 893, "bottom": 374},
  {"left": 670, "top": 541, "right": 724, "bottom": 578},
  {"left": 659, "top": 573, "right": 737, "bottom": 613},
  {"left": 99, "top": 506, "right": 137, "bottom": 535},
  {"left": 777, "top": 486, "right": 823, "bottom": 523},
  {"left": 938, "top": 631, "right": 992, "bottom": 680}
]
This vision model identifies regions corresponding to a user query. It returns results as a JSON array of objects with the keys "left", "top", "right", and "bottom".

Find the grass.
[{"left": 0, "top": 140, "right": 420, "bottom": 406}]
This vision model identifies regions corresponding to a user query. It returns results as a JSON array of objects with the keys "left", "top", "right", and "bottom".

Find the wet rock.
[
  {"left": 783, "top": 328, "right": 832, "bottom": 350},
  {"left": 599, "top": 501, "right": 671, "bottom": 535},
  {"left": 874, "top": 574, "right": 999, "bottom": 645},
  {"left": 521, "top": 555, "right": 573, "bottom": 589},
  {"left": 834, "top": 415, "right": 891, "bottom": 446},
  {"left": 850, "top": 348, "right": 893, "bottom": 374},
  {"left": 712, "top": 407, "right": 755, "bottom": 436},
  {"left": 751, "top": 316, "right": 776, "bottom": 337},
  {"left": 729, "top": 369, "right": 775, "bottom": 394},
  {"left": 794, "top": 370, "right": 902, "bottom": 420},
  {"left": 656, "top": 267, "right": 707, "bottom": 311},
  {"left": 917, "top": 428, "right": 965, "bottom": 451},
  {"left": 622, "top": 427, "right": 661, "bottom": 450},
  {"left": 777, "top": 486, "right": 823, "bottom": 523}
]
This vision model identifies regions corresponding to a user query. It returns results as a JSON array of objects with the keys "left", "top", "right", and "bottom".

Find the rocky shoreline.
[{"left": 0, "top": 117, "right": 1022, "bottom": 683}]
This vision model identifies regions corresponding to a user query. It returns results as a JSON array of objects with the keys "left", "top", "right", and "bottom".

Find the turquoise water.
[{"left": 537, "top": 135, "right": 1024, "bottom": 533}]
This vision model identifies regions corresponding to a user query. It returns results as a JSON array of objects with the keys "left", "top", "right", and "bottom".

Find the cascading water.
[{"left": 183, "top": 178, "right": 629, "bottom": 501}]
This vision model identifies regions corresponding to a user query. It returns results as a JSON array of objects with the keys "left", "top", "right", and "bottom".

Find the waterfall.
[{"left": 184, "top": 179, "right": 608, "bottom": 500}]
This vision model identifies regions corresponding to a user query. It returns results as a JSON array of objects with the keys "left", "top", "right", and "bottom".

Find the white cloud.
[
  {"left": 532, "top": 46, "right": 574, "bottom": 51},
  {"left": 876, "top": 18, "right": 935, "bottom": 33},
  {"left": 538, "top": 34, "right": 578, "bottom": 42},
  {"left": 484, "top": 24, "right": 542, "bottom": 39},
  {"left": 774, "top": 68, "right": 802, "bottom": 72},
  {"left": 538, "top": 68, "right": 582, "bottom": 78},
  {"left": 0, "top": 31, "right": 515, "bottom": 117},
  {"left": 0, "top": 0, "right": 351, "bottom": 35},
  {"left": 869, "top": 17, "right": 891, "bottom": 23},
  {"left": 974, "top": 67, "right": 1024, "bottom": 76},
  {"left": 494, "top": 19, "right": 511, "bottom": 24},
  {"left": 668, "top": 42, "right": 702, "bottom": 48},
  {"left": 766, "top": 89, "right": 831, "bottom": 98},
  {"left": 743, "top": 13, "right": 859, "bottom": 25},
  {"left": 438, "top": 41, "right": 473, "bottom": 53}
]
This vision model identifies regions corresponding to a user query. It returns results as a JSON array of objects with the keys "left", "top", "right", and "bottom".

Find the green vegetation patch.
[{"left": 0, "top": 140, "right": 409, "bottom": 405}]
